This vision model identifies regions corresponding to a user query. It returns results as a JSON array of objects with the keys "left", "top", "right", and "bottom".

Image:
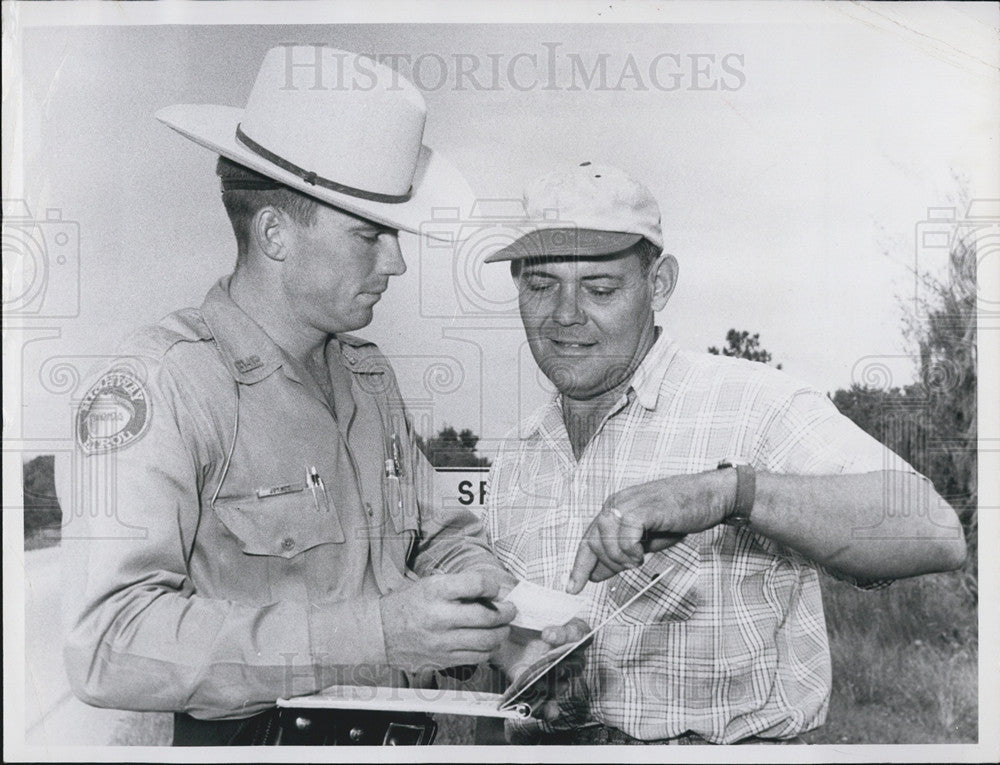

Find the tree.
[
  {"left": 831, "top": 384, "right": 907, "bottom": 445},
  {"left": 415, "top": 425, "right": 491, "bottom": 468},
  {"left": 907, "top": 232, "right": 977, "bottom": 587},
  {"left": 23, "top": 455, "right": 61, "bottom": 544},
  {"left": 830, "top": 230, "right": 977, "bottom": 600},
  {"left": 708, "top": 329, "right": 782, "bottom": 368}
]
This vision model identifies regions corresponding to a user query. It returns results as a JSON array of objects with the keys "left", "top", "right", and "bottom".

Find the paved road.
[{"left": 23, "top": 546, "right": 170, "bottom": 749}]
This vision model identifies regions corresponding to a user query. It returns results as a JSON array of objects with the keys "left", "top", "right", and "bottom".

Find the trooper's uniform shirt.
[{"left": 63, "top": 276, "right": 502, "bottom": 720}]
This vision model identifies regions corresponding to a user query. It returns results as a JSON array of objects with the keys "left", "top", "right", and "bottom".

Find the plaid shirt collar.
[
  {"left": 630, "top": 328, "right": 681, "bottom": 411},
  {"left": 526, "top": 327, "right": 682, "bottom": 439}
]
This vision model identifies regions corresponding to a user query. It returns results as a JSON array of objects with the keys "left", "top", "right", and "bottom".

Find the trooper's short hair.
[{"left": 216, "top": 156, "right": 320, "bottom": 258}]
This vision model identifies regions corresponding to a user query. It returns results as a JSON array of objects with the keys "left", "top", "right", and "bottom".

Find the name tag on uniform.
[{"left": 256, "top": 483, "right": 305, "bottom": 498}]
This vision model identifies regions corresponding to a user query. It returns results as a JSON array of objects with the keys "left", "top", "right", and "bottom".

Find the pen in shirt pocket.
[
  {"left": 307, "top": 466, "right": 328, "bottom": 512},
  {"left": 385, "top": 432, "right": 404, "bottom": 478}
]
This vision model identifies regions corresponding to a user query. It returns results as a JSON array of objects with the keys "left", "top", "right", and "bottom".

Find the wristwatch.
[{"left": 717, "top": 459, "right": 756, "bottom": 528}]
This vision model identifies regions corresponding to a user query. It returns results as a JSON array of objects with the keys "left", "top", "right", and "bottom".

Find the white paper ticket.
[{"left": 503, "top": 580, "right": 591, "bottom": 631}]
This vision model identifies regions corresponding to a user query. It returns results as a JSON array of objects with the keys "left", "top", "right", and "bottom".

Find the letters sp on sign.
[{"left": 434, "top": 467, "right": 489, "bottom": 513}]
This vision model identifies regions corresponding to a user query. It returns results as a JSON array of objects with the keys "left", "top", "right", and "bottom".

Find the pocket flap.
[
  {"left": 214, "top": 490, "right": 346, "bottom": 559},
  {"left": 607, "top": 539, "right": 700, "bottom": 623}
]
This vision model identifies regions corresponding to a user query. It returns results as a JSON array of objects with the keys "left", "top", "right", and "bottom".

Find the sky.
[
  {"left": 5, "top": 3, "right": 999, "bottom": 457},
  {"left": 5, "top": 7, "right": 999, "bottom": 758}
]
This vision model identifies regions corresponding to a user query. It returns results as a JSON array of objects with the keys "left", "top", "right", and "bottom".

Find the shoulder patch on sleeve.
[{"left": 76, "top": 367, "right": 152, "bottom": 454}]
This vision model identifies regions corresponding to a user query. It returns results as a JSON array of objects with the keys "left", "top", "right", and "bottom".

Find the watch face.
[{"left": 718, "top": 459, "right": 751, "bottom": 469}]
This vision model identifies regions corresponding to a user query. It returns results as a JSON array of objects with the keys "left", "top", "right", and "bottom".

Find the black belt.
[{"left": 173, "top": 708, "right": 437, "bottom": 746}]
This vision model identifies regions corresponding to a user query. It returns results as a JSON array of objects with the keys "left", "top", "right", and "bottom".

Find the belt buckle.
[{"left": 382, "top": 720, "right": 436, "bottom": 746}]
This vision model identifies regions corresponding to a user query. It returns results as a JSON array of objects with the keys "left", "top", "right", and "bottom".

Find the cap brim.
[
  {"left": 484, "top": 228, "right": 642, "bottom": 263},
  {"left": 156, "top": 104, "right": 475, "bottom": 241}
]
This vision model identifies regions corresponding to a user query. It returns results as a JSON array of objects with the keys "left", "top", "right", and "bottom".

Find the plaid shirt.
[{"left": 486, "top": 331, "right": 912, "bottom": 743}]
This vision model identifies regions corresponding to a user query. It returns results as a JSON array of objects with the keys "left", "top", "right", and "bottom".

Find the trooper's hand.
[{"left": 380, "top": 572, "right": 516, "bottom": 672}]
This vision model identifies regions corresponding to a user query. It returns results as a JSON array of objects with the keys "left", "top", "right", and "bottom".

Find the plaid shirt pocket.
[{"left": 606, "top": 540, "right": 700, "bottom": 624}]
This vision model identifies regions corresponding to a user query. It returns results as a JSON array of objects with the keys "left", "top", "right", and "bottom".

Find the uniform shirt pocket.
[
  {"left": 384, "top": 474, "right": 420, "bottom": 535},
  {"left": 383, "top": 474, "right": 420, "bottom": 566},
  {"left": 605, "top": 539, "right": 700, "bottom": 624},
  {"left": 213, "top": 490, "right": 346, "bottom": 559}
]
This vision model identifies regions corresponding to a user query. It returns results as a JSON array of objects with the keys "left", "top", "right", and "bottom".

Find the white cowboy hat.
[{"left": 156, "top": 45, "right": 474, "bottom": 238}]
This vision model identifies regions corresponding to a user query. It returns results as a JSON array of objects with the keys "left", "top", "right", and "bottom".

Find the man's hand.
[
  {"left": 493, "top": 618, "right": 590, "bottom": 722},
  {"left": 380, "top": 571, "right": 516, "bottom": 672},
  {"left": 566, "top": 471, "right": 734, "bottom": 594}
]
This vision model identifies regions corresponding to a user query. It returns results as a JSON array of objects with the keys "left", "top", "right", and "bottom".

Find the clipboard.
[
  {"left": 278, "top": 684, "right": 532, "bottom": 720},
  {"left": 278, "top": 562, "right": 677, "bottom": 719}
]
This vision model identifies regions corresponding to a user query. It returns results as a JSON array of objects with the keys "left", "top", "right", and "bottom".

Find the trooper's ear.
[
  {"left": 253, "top": 207, "right": 290, "bottom": 262},
  {"left": 650, "top": 254, "right": 678, "bottom": 311}
]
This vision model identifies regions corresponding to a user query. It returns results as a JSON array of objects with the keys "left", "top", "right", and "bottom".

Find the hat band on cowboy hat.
[
  {"left": 234, "top": 125, "right": 412, "bottom": 204},
  {"left": 156, "top": 45, "right": 475, "bottom": 238}
]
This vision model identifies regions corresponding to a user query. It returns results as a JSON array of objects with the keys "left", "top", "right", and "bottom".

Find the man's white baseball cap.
[{"left": 485, "top": 162, "right": 663, "bottom": 263}]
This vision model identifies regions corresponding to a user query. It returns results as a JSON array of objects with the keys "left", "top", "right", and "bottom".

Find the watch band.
[{"left": 717, "top": 460, "right": 756, "bottom": 527}]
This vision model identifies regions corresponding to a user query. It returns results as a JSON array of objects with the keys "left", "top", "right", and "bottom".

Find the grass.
[{"left": 801, "top": 569, "right": 977, "bottom": 744}]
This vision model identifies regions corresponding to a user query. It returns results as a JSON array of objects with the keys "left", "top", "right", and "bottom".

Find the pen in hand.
[{"left": 473, "top": 597, "right": 499, "bottom": 611}]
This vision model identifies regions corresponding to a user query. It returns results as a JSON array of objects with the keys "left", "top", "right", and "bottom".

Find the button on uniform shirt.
[
  {"left": 63, "top": 277, "right": 503, "bottom": 720},
  {"left": 486, "top": 331, "right": 918, "bottom": 743}
]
